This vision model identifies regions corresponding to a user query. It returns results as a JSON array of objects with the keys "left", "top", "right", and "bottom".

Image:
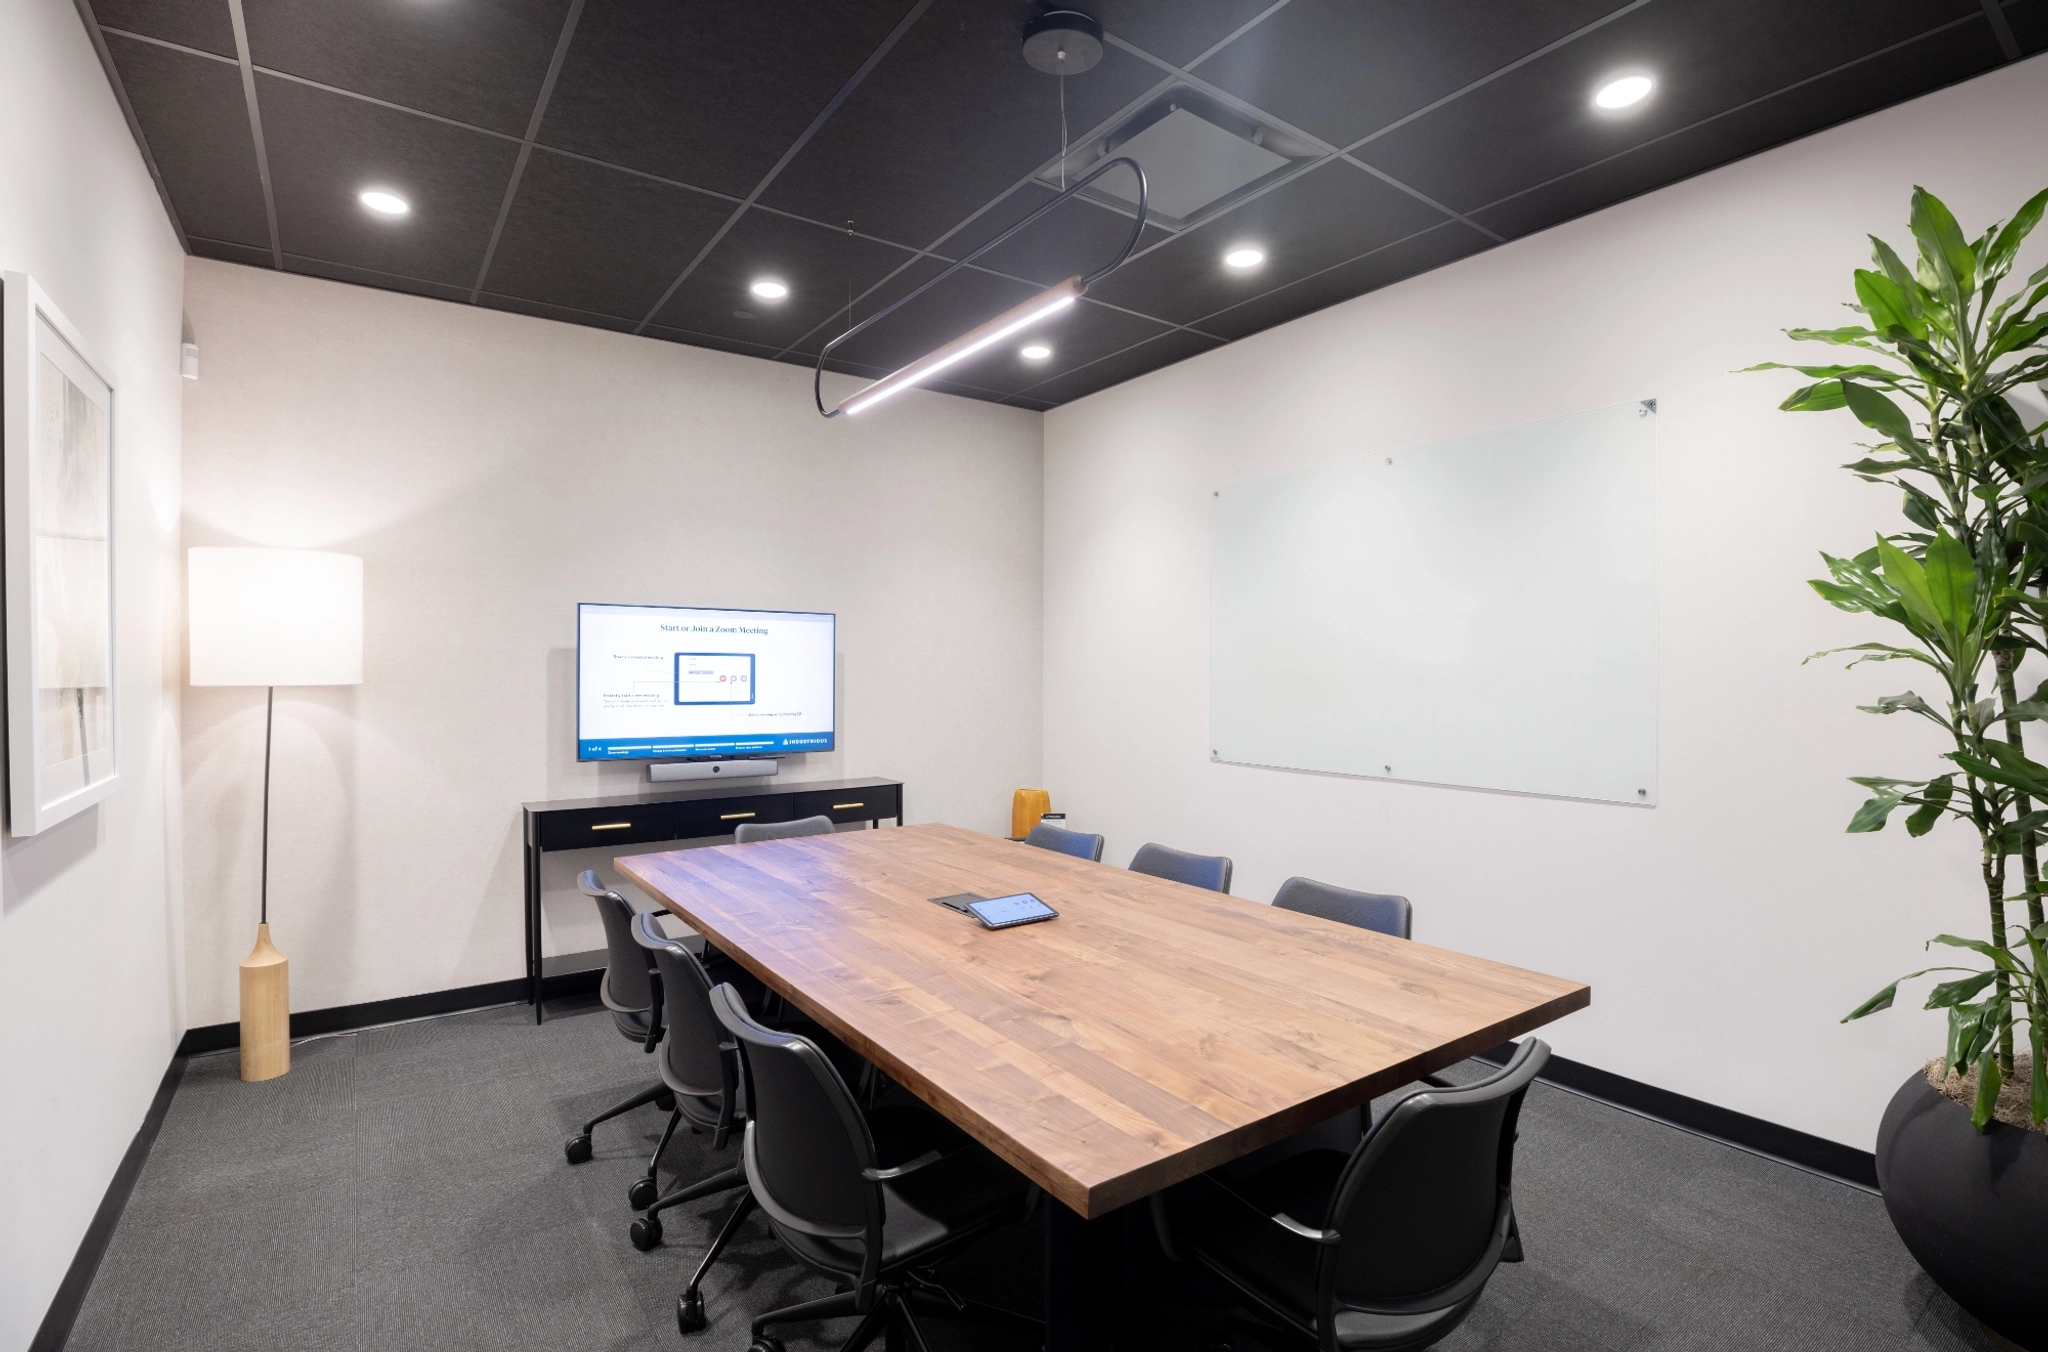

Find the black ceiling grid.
[{"left": 84, "top": 0, "right": 2042, "bottom": 410}]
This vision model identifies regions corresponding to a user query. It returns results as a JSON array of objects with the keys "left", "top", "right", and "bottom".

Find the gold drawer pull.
[
  {"left": 720, "top": 811, "right": 756, "bottom": 821},
  {"left": 590, "top": 821, "right": 632, "bottom": 831},
  {"left": 833, "top": 802, "right": 864, "bottom": 810}
]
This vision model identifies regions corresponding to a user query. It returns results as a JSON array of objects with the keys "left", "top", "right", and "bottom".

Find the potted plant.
[{"left": 1754, "top": 186, "right": 2048, "bottom": 1350}]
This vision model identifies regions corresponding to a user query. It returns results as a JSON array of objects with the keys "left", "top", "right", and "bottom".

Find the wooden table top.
[{"left": 616, "top": 823, "right": 1589, "bottom": 1217}]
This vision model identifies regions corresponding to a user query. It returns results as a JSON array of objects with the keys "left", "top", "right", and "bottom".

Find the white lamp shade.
[{"left": 188, "top": 548, "right": 363, "bottom": 687}]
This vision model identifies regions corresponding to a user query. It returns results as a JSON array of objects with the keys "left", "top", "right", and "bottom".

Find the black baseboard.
[
  {"left": 29, "top": 1053, "right": 187, "bottom": 1352},
  {"left": 174, "top": 969, "right": 603, "bottom": 1056},
  {"left": 1479, "top": 1042, "right": 1879, "bottom": 1190}
]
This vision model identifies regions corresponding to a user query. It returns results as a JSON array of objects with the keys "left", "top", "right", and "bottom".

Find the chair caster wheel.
[
  {"left": 564, "top": 1134, "right": 593, "bottom": 1164},
  {"left": 630, "top": 1215, "right": 662, "bottom": 1251},
  {"left": 676, "top": 1291, "right": 706, "bottom": 1333},
  {"left": 627, "top": 1177, "right": 660, "bottom": 1209},
  {"left": 655, "top": 1091, "right": 676, "bottom": 1111},
  {"left": 747, "top": 1339, "right": 785, "bottom": 1352}
]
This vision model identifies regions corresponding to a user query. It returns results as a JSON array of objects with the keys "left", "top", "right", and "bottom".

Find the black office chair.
[
  {"left": 1154, "top": 1039, "right": 1548, "bottom": 1352},
  {"left": 563, "top": 871, "right": 674, "bottom": 1164},
  {"left": 1273, "top": 877, "right": 1411, "bottom": 940},
  {"left": 1130, "top": 841, "right": 1234, "bottom": 893},
  {"left": 1024, "top": 821, "right": 1106, "bottom": 861},
  {"left": 735, "top": 814, "right": 836, "bottom": 842},
  {"left": 624, "top": 912, "right": 749, "bottom": 1254},
  {"left": 709, "top": 983, "right": 1042, "bottom": 1352}
]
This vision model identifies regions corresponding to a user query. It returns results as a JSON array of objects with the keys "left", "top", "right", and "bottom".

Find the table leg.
[
  {"left": 1045, "top": 1202, "right": 1121, "bottom": 1351},
  {"left": 525, "top": 836, "right": 543, "bottom": 1025}
]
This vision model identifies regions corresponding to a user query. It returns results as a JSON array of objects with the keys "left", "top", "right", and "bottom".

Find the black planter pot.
[{"left": 1876, "top": 1071, "right": 2048, "bottom": 1351}]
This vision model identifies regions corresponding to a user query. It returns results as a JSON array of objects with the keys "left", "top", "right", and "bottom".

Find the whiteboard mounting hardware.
[
  {"left": 814, "top": 156, "right": 1147, "bottom": 418},
  {"left": 1639, "top": 399, "right": 1657, "bottom": 416}
]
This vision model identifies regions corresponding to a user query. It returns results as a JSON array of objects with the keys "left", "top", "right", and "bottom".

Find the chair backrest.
[
  {"left": 630, "top": 911, "right": 732, "bottom": 1105},
  {"left": 1324, "top": 1040, "right": 1547, "bottom": 1317},
  {"left": 1272, "top": 876, "right": 1412, "bottom": 940},
  {"left": 1023, "top": 822, "right": 1105, "bottom": 862},
  {"left": 1129, "top": 842, "right": 1233, "bottom": 893},
  {"left": 579, "top": 870, "right": 653, "bottom": 1013},
  {"left": 710, "top": 983, "right": 879, "bottom": 1249},
  {"left": 735, "top": 814, "right": 836, "bottom": 843}
]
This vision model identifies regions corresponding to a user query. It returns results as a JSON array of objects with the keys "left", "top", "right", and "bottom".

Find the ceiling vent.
[{"left": 1041, "top": 89, "right": 1315, "bottom": 230}]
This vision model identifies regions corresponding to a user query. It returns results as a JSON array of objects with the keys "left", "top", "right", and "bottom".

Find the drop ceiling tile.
[
  {"left": 1001, "top": 393, "right": 1057, "bottom": 412},
  {"left": 242, "top": 0, "right": 571, "bottom": 138},
  {"left": 2000, "top": 0, "right": 2048, "bottom": 53},
  {"left": 1014, "top": 327, "right": 1221, "bottom": 406},
  {"left": 536, "top": 0, "right": 919, "bottom": 199},
  {"left": 478, "top": 293, "right": 637, "bottom": 333},
  {"left": 651, "top": 208, "right": 922, "bottom": 352},
  {"left": 89, "top": 0, "right": 235, "bottom": 58},
  {"left": 282, "top": 254, "right": 472, "bottom": 303},
  {"left": 1086, "top": 159, "right": 1447, "bottom": 326},
  {"left": 760, "top": 0, "right": 1166, "bottom": 250},
  {"left": 943, "top": 180, "right": 1173, "bottom": 288},
  {"left": 190, "top": 237, "right": 275, "bottom": 268},
  {"left": 1195, "top": 221, "right": 1494, "bottom": 342},
  {"left": 105, "top": 35, "right": 270, "bottom": 249},
  {"left": 1472, "top": 20, "right": 2006, "bottom": 240},
  {"left": 952, "top": 296, "right": 1177, "bottom": 396},
  {"left": 482, "top": 150, "right": 732, "bottom": 321},
  {"left": 1195, "top": 0, "right": 1621, "bottom": 147},
  {"left": 806, "top": 263, "right": 1046, "bottom": 386},
  {"left": 257, "top": 73, "right": 521, "bottom": 288},
  {"left": 646, "top": 325, "right": 788, "bottom": 364},
  {"left": 1093, "top": 0, "right": 1277, "bottom": 68},
  {"left": 1354, "top": 0, "right": 1984, "bottom": 216}
]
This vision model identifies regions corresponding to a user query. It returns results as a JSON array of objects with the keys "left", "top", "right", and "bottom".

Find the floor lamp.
[{"left": 188, "top": 547, "right": 364, "bottom": 1083}]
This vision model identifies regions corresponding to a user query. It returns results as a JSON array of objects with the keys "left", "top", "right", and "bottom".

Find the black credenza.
[{"left": 520, "top": 776, "right": 903, "bottom": 1021}]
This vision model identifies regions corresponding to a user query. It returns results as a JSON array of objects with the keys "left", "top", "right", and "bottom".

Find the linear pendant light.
[{"left": 815, "top": 156, "right": 1147, "bottom": 418}]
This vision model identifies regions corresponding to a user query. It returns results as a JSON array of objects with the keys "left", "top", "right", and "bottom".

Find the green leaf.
[
  {"left": 1972, "top": 1053, "right": 2003, "bottom": 1131},
  {"left": 1921, "top": 529, "right": 1977, "bottom": 630},
  {"left": 1911, "top": 186, "right": 1976, "bottom": 299},
  {"left": 2031, "top": 1022, "right": 2047, "bottom": 1127},
  {"left": 1949, "top": 749, "right": 2048, "bottom": 798},
  {"left": 1854, "top": 270, "right": 1919, "bottom": 336},
  {"left": 2000, "top": 700, "right": 2048, "bottom": 722},
  {"left": 1947, "top": 999, "right": 1992, "bottom": 1077},
  {"left": 1984, "top": 188, "right": 2048, "bottom": 283},
  {"left": 1781, "top": 380, "right": 1848, "bottom": 412},
  {"left": 1858, "top": 691, "right": 1935, "bottom": 717},
  {"left": 1906, "top": 775, "right": 1953, "bottom": 836},
  {"left": 1876, "top": 536, "right": 1942, "bottom": 631},
  {"left": 1870, "top": 235, "right": 1921, "bottom": 302},
  {"left": 1843, "top": 381, "right": 1922, "bottom": 447},
  {"left": 1930, "top": 934, "right": 2021, "bottom": 971},
  {"left": 1924, "top": 970, "right": 1998, "bottom": 1007},
  {"left": 1842, "top": 981, "right": 1899, "bottom": 1021},
  {"left": 1847, "top": 791, "right": 1906, "bottom": 833}
]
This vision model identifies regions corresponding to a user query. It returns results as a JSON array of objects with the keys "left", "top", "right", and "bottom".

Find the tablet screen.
[{"left": 967, "top": 893, "right": 1057, "bottom": 927}]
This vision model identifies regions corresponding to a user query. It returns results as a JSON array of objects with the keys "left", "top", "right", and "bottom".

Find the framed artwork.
[{"left": 2, "top": 272, "right": 118, "bottom": 835}]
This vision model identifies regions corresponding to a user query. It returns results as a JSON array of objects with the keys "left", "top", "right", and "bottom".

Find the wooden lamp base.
[{"left": 239, "top": 923, "right": 290, "bottom": 1082}]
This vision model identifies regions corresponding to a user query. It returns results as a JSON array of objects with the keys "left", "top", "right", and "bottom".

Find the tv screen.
[{"left": 577, "top": 603, "right": 836, "bottom": 761}]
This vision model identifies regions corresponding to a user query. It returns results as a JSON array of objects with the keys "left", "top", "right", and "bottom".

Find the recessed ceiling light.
[
  {"left": 1223, "top": 246, "right": 1264, "bottom": 270},
  {"left": 749, "top": 279, "right": 789, "bottom": 300},
  {"left": 1593, "top": 74, "right": 1654, "bottom": 110},
  {"left": 1020, "top": 343, "right": 1052, "bottom": 361},
  {"left": 358, "top": 189, "right": 409, "bottom": 216}
]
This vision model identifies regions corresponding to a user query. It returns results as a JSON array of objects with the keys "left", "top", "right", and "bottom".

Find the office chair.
[
  {"left": 709, "top": 983, "right": 1042, "bottom": 1352},
  {"left": 1023, "top": 821, "right": 1106, "bottom": 861},
  {"left": 563, "top": 871, "right": 674, "bottom": 1164},
  {"left": 735, "top": 814, "right": 836, "bottom": 843},
  {"left": 1130, "top": 841, "right": 1234, "bottom": 893},
  {"left": 1153, "top": 1040, "right": 1548, "bottom": 1352},
  {"left": 1272, "top": 877, "right": 1411, "bottom": 940},
  {"left": 624, "top": 911, "right": 751, "bottom": 1262}
]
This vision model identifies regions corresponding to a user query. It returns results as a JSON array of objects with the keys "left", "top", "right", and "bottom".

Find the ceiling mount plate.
[{"left": 1023, "top": 11, "right": 1103, "bottom": 75}]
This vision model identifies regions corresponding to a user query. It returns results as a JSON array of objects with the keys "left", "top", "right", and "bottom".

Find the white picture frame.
[{"left": 2, "top": 272, "right": 119, "bottom": 835}]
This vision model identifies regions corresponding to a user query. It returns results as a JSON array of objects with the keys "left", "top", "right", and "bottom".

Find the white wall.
[
  {"left": 179, "top": 260, "right": 1044, "bottom": 1026},
  {"left": 1043, "top": 55, "right": 2048, "bottom": 1152},
  {"left": 0, "top": 3, "right": 186, "bottom": 1347}
]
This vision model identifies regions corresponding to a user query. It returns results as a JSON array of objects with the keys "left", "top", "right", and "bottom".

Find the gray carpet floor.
[{"left": 64, "top": 1001, "right": 2000, "bottom": 1352}]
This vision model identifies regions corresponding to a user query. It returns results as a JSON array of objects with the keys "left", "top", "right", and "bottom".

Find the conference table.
[{"left": 616, "top": 823, "right": 1589, "bottom": 1350}]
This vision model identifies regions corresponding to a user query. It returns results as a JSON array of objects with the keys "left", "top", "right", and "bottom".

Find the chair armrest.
[
  {"left": 1206, "top": 1173, "right": 1342, "bottom": 1246},
  {"left": 642, "top": 971, "right": 664, "bottom": 1053},
  {"left": 1420, "top": 1074, "right": 1455, "bottom": 1088},
  {"left": 861, "top": 1150, "right": 945, "bottom": 1182}
]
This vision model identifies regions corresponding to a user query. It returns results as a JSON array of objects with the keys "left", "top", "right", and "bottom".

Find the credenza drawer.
[
  {"left": 535, "top": 805, "right": 683, "bottom": 851},
  {"left": 673, "top": 795, "right": 795, "bottom": 839},
  {"left": 788, "top": 784, "right": 901, "bottom": 825}
]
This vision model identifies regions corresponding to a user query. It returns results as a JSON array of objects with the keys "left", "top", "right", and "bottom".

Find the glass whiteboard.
[{"left": 1210, "top": 400, "right": 1657, "bottom": 805}]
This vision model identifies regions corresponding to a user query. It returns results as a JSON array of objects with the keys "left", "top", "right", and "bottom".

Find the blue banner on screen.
[{"left": 577, "top": 604, "right": 835, "bottom": 762}]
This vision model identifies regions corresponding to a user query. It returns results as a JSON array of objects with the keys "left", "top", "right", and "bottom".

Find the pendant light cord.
[
  {"left": 260, "top": 685, "right": 274, "bottom": 926},
  {"left": 1058, "top": 50, "right": 1068, "bottom": 189}
]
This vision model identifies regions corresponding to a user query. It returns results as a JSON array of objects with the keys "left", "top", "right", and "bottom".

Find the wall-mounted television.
[{"left": 577, "top": 603, "right": 835, "bottom": 761}]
